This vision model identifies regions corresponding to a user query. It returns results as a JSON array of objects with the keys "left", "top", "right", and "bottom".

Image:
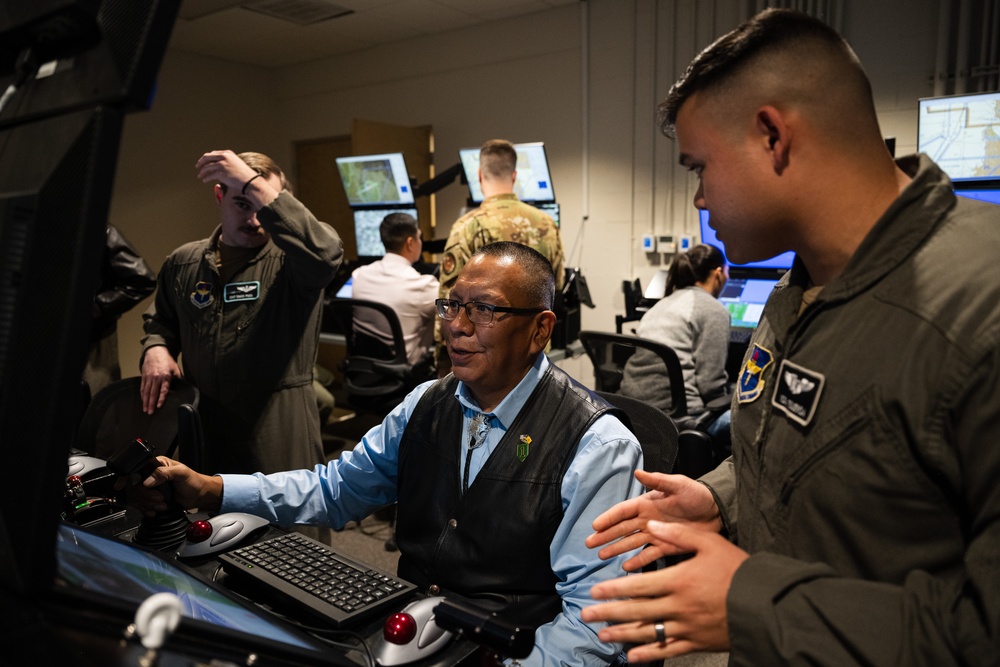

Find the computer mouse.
[
  {"left": 176, "top": 512, "right": 270, "bottom": 559},
  {"left": 67, "top": 455, "right": 107, "bottom": 478},
  {"left": 372, "top": 596, "right": 454, "bottom": 666}
]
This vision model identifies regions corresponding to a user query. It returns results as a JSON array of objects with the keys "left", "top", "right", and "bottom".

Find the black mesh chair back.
[
  {"left": 325, "top": 298, "right": 423, "bottom": 413},
  {"left": 595, "top": 390, "right": 677, "bottom": 475},
  {"left": 578, "top": 330, "right": 688, "bottom": 419},
  {"left": 76, "top": 376, "right": 204, "bottom": 470}
]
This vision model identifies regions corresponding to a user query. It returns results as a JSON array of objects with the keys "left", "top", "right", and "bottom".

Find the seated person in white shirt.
[{"left": 350, "top": 212, "right": 438, "bottom": 368}]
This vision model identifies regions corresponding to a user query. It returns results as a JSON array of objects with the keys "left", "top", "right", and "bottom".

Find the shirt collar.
[
  {"left": 454, "top": 354, "right": 548, "bottom": 428},
  {"left": 379, "top": 252, "right": 414, "bottom": 269}
]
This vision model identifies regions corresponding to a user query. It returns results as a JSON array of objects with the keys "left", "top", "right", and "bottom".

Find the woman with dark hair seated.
[{"left": 619, "top": 243, "right": 730, "bottom": 425}]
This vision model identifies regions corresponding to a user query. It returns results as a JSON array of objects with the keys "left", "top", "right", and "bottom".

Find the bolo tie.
[{"left": 462, "top": 413, "right": 491, "bottom": 495}]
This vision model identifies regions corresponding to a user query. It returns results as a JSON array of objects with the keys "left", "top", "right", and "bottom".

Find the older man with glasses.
[{"left": 136, "top": 241, "right": 645, "bottom": 666}]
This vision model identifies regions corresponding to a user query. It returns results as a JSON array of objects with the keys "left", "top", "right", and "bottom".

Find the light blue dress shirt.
[{"left": 220, "top": 355, "right": 645, "bottom": 667}]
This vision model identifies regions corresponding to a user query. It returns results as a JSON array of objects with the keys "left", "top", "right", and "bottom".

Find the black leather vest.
[{"left": 394, "top": 363, "right": 622, "bottom": 627}]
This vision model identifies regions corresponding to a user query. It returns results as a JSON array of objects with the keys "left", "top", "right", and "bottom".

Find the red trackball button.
[
  {"left": 186, "top": 520, "right": 213, "bottom": 543},
  {"left": 383, "top": 613, "right": 417, "bottom": 644}
]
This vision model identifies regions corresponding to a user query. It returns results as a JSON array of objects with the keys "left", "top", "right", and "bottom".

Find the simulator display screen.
[
  {"left": 336, "top": 153, "right": 414, "bottom": 206},
  {"left": 919, "top": 91, "right": 1000, "bottom": 182},
  {"left": 54, "top": 524, "right": 319, "bottom": 651},
  {"left": 459, "top": 142, "right": 556, "bottom": 204},
  {"left": 353, "top": 207, "right": 418, "bottom": 257},
  {"left": 718, "top": 278, "right": 779, "bottom": 329}
]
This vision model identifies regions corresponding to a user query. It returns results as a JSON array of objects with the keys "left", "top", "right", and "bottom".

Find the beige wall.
[{"left": 111, "top": 0, "right": 940, "bottom": 381}]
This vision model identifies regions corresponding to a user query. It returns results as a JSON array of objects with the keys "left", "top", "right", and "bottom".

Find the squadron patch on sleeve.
[
  {"left": 771, "top": 359, "right": 825, "bottom": 427},
  {"left": 737, "top": 343, "right": 773, "bottom": 404},
  {"left": 441, "top": 252, "right": 456, "bottom": 277}
]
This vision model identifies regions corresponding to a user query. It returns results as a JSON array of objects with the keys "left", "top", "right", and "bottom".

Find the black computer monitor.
[
  {"left": 0, "top": 0, "right": 177, "bottom": 610},
  {"left": 718, "top": 276, "right": 780, "bottom": 330},
  {"left": 0, "top": 106, "right": 124, "bottom": 600},
  {"left": 335, "top": 152, "right": 415, "bottom": 207},
  {"left": 699, "top": 210, "right": 795, "bottom": 272},
  {"left": 0, "top": 0, "right": 180, "bottom": 130},
  {"left": 918, "top": 91, "right": 1000, "bottom": 183},
  {"left": 458, "top": 142, "right": 556, "bottom": 204},
  {"left": 352, "top": 206, "right": 419, "bottom": 259}
]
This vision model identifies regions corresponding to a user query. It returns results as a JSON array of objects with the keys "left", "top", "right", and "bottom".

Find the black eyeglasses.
[{"left": 435, "top": 299, "right": 543, "bottom": 325}]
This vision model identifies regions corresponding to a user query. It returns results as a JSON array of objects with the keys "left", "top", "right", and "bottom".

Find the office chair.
[
  {"left": 325, "top": 298, "right": 432, "bottom": 552},
  {"left": 325, "top": 298, "right": 431, "bottom": 415},
  {"left": 579, "top": 330, "right": 725, "bottom": 428},
  {"left": 595, "top": 391, "right": 677, "bottom": 475},
  {"left": 76, "top": 376, "right": 204, "bottom": 471}
]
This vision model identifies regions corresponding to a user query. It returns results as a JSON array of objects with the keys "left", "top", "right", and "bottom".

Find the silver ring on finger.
[{"left": 654, "top": 622, "right": 666, "bottom": 643}]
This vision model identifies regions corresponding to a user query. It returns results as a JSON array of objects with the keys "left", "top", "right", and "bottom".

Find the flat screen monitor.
[
  {"left": 0, "top": 0, "right": 180, "bottom": 130},
  {"left": 699, "top": 210, "right": 795, "bottom": 271},
  {"left": 458, "top": 142, "right": 556, "bottom": 204},
  {"left": 353, "top": 207, "right": 418, "bottom": 258},
  {"left": 955, "top": 186, "right": 1000, "bottom": 205},
  {"left": 336, "top": 152, "right": 414, "bottom": 207},
  {"left": 52, "top": 522, "right": 350, "bottom": 665},
  {"left": 0, "top": 107, "right": 124, "bottom": 599},
  {"left": 536, "top": 201, "right": 560, "bottom": 227},
  {"left": 335, "top": 276, "right": 353, "bottom": 299},
  {"left": 918, "top": 91, "right": 1000, "bottom": 183},
  {"left": 0, "top": 0, "right": 178, "bottom": 605},
  {"left": 718, "top": 277, "right": 779, "bottom": 330}
]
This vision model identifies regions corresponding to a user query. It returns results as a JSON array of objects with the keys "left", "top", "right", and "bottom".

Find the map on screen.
[
  {"left": 336, "top": 153, "right": 414, "bottom": 206},
  {"left": 918, "top": 91, "right": 1000, "bottom": 182},
  {"left": 458, "top": 142, "right": 556, "bottom": 203}
]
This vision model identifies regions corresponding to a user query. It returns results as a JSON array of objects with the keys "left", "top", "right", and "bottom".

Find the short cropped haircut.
[
  {"left": 473, "top": 241, "right": 555, "bottom": 310},
  {"left": 380, "top": 212, "right": 420, "bottom": 253},
  {"left": 218, "top": 152, "right": 289, "bottom": 193},
  {"left": 479, "top": 139, "right": 517, "bottom": 181},
  {"left": 658, "top": 8, "right": 867, "bottom": 138}
]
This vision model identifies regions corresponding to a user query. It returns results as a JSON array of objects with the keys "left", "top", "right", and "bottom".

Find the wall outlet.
[
  {"left": 679, "top": 235, "right": 694, "bottom": 252},
  {"left": 641, "top": 234, "right": 657, "bottom": 252}
]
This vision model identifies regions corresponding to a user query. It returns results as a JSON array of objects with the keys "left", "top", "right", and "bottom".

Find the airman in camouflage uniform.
[{"left": 436, "top": 140, "right": 565, "bottom": 370}]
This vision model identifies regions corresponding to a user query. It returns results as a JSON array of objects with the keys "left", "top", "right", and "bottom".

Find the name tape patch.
[
  {"left": 771, "top": 359, "right": 825, "bottom": 427},
  {"left": 224, "top": 281, "right": 260, "bottom": 303}
]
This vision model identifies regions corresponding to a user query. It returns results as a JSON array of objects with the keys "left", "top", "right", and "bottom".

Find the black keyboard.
[{"left": 219, "top": 531, "right": 416, "bottom": 629}]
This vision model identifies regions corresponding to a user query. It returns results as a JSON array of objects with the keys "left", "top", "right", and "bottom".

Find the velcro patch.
[
  {"left": 224, "top": 281, "right": 260, "bottom": 303},
  {"left": 737, "top": 343, "right": 773, "bottom": 404},
  {"left": 771, "top": 359, "right": 825, "bottom": 427}
]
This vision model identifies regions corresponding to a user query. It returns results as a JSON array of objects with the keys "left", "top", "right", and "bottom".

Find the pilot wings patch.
[
  {"left": 224, "top": 281, "right": 261, "bottom": 303},
  {"left": 772, "top": 359, "right": 825, "bottom": 427}
]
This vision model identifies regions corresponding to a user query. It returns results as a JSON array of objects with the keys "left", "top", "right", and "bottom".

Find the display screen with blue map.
[{"left": 918, "top": 91, "right": 1000, "bottom": 183}]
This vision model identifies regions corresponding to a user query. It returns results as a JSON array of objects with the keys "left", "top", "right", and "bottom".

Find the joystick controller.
[{"left": 106, "top": 438, "right": 190, "bottom": 552}]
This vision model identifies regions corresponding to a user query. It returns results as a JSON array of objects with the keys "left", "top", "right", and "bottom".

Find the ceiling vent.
[{"left": 242, "top": 0, "right": 353, "bottom": 26}]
